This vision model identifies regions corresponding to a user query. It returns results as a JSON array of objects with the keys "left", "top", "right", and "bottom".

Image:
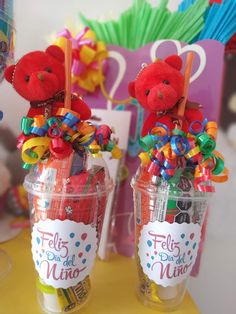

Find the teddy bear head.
[
  {"left": 128, "top": 55, "right": 184, "bottom": 113},
  {"left": 4, "top": 45, "right": 65, "bottom": 102}
]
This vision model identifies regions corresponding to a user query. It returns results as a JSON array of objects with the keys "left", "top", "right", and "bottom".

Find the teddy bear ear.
[
  {"left": 45, "top": 45, "right": 64, "bottom": 63},
  {"left": 4, "top": 65, "right": 15, "bottom": 83},
  {"left": 164, "top": 55, "right": 182, "bottom": 71},
  {"left": 128, "top": 81, "right": 136, "bottom": 98}
]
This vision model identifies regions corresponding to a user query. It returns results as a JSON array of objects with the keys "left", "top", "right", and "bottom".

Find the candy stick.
[
  {"left": 177, "top": 51, "right": 195, "bottom": 128},
  {"left": 64, "top": 39, "right": 72, "bottom": 110}
]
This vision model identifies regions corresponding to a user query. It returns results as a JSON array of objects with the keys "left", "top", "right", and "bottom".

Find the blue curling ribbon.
[
  {"left": 62, "top": 112, "right": 80, "bottom": 128},
  {"left": 189, "top": 118, "right": 208, "bottom": 135},
  {"left": 79, "top": 132, "right": 96, "bottom": 147},
  {"left": 163, "top": 159, "right": 174, "bottom": 169},
  {"left": 151, "top": 156, "right": 162, "bottom": 167},
  {"left": 160, "top": 168, "right": 172, "bottom": 181},
  {"left": 170, "top": 135, "right": 190, "bottom": 156},
  {"left": 31, "top": 125, "right": 48, "bottom": 136},
  {"left": 98, "top": 133, "right": 104, "bottom": 145}
]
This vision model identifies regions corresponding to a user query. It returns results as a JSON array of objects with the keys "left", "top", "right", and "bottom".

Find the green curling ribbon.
[
  {"left": 37, "top": 278, "right": 56, "bottom": 294},
  {"left": 21, "top": 117, "right": 34, "bottom": 135},
  {"left": 47, "top": 117, "right": 58, "bottom": 127},
  {"left": 197, "top": 133, "right": 216, "bottom": 154},
  {"left": 139, "top": 135, "right": 154, "bottom": 152},
  {"left": 106, "top": 140, "right": 115, "bottom": 152},
  {"left": 172, "top": 129, "right": 186, "bottom": 137},
  {"left": 212, "top": 156, "right": 225, "bottom": 175},
  {"left": 64, "top": 134, "right": 71, "bottom": 142},
  {"left": 22, "top": 163, "right": 32, "bottom": 170},
  {"left": 29, "top": 150, "right": 38, "bottom": 159}
]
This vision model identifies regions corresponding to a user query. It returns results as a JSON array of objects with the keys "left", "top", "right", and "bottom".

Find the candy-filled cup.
[
  {"left": 131, "top": 166, "right": 212, "bottom": 311},
  {"left": 24, "top": 153, "right": 113, "bottom": 314}
]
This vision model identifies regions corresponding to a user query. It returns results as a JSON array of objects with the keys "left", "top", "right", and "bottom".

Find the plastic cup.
[
  {"left": 24, "top": 153, "right": 113, "bottom": 314},
  {"left": 131, "top": 166, "right": 212, "bottom": 311}
]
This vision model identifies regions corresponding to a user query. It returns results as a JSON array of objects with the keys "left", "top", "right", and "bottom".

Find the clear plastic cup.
[
  {"left": 131, "top": 166, "right": 212, "bottom": 311},
  {"left": 24, "top": 153, "right": 113, "bottom": 314}
]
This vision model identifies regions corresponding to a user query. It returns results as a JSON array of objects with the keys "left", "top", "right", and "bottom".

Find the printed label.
[
  {"left": 138, "top": 221, "right": 201, "bottom": 287},
  {"left": 32, "top": 219, "right": 97, "bottom": 289},
  {"left": 155, "top": 196, "right": 168, "bottom": 222}
]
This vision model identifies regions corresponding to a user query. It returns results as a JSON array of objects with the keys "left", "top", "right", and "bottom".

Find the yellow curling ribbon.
[
  {"left": 185, "top": 145, "right": 201, "bottom": 159},
  {"left": 22, "top": 137, "right": 51, "bottom": 164},
  {"left": 88, "top": 144, "right": 101, "bottom": 154},
  {"left": 139, "top": 152, "right": 151, "bottom": 166},
  {"left": 111, "top": 145, "right": 122, "bottom": 159},
  {"left": 150, "top": 282, "right": 162, "bottom": 304}
]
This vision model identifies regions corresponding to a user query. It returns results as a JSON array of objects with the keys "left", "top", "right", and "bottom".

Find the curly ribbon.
[
  {"left": 22, "top": 137, "right": 51, "bottom": 165},
  {"left": 139, "top": 120, "right": 228, "bottom": 191},
  {"left": 18, "top": 108, "right": 122, "bottom": 168},
  {"left": 56, "top": 27, "right": 108, "bottom": 94}
]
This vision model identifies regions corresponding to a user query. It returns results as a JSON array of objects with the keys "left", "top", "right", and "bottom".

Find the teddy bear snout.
[
  {"left": 157, "top": 91, "right": 164, "bottom": 99},
  {"left": 37, "top": 73, "right": 45, "bottom": 81}
]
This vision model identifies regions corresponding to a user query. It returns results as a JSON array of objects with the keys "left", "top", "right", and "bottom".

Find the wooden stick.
[
  {"left": 64, "top": 39, "right": 72, "bottom": 109},
  {"left": 177, "top": 52, "right": 195, "bottom": 127}
]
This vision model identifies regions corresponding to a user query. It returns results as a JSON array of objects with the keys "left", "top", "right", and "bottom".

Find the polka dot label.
[
  {"left": 32, "top": 219, "right": 98, "bottom": 289},
  {"left": 139, "top": 221, "right": 201, "bottom": 287}
]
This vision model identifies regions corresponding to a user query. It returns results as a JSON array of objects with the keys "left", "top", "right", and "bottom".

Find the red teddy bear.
[
  {"left": 4, "top": 45, "right": 91, "bottom": 120},
  {"left": 128, "top": 55, "right": 203, "bottom": 136}
]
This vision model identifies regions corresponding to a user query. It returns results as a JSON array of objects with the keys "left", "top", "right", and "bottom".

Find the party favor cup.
[
  {"left": 24, "top": 154, "right": 113, "bottom": 314},
  {"left": 131, "top": 166, "right": 212, "bottom": 311}
]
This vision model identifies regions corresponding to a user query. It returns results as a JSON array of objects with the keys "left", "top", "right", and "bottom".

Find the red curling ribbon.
[
  {"left": 164, "top": 158, "right": 177, "bottom": 169},
  {"left": 146, "top": 161, "right": 161, "bottom": 176},
  {"left": 17, "top": 133, "right": 34, "bottom": 150},
  {"left": 161, "top": 168, "right": 176, "bottom": 180},
  {"left": 48, "top": 124, "right": 63, "bottom": 138},
  {"left": 153, "top": 151, "right": 164, "bottom": 164},
  {"left": 95, "top": 125, "right": 112, "bottom": 146},
  {"left": 194, "top": 166, "right": 215, "bottom": 192},
  {"left": 49, "top": 138, "right": 72, "bottom": 159}
]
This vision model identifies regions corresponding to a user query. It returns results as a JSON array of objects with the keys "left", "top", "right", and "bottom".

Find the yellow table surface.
[{"left": 0, "top": 230, "right": 199, "bottom": 314}]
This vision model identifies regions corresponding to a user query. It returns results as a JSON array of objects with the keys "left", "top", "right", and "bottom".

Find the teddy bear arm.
[
  {"left": 71, "top": 99, "right": 91, "bottom": 120},
  {"left": 184, "top": 108, "right": 204, "bottom": 125},
  {"left": 142, "top": 114, "right": 177, "bottom": 136},
  {"left": 141, "top": 114, "right": 158, "bottom": 136}
]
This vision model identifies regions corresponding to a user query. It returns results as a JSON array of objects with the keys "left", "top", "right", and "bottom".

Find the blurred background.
[{"left": 0, "top": 1, "right": 236, "bottom": 313}]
